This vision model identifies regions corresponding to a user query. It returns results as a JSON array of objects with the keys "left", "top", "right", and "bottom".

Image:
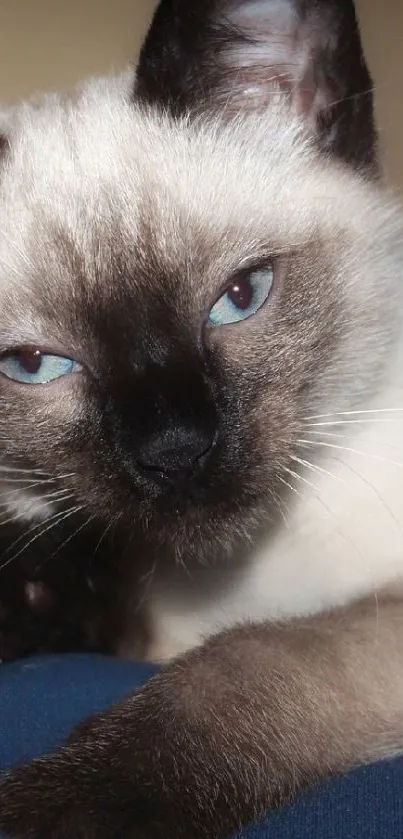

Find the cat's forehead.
[
  {"left": 0, "top": 77, "right": 321, "bottom": 254},
  {"left": 0, "top": 75, "right": 378, "bottom": 343}
]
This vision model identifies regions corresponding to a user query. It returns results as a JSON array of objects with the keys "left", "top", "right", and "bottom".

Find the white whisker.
[
  {"left": 270, "top": 489, "right": 292, "bottom": 533},
  {"left": 0, "top": 504, "right": 82, "bottom": 571},
  {"left": 277, "top": 474, "right": 300, "bottom": 496},
  {"left": 304, "top": 419, "right": 403, "bottom": 427},
  {"left": 290, "top": 454, "right": 345, "bottom": 484},
  {"left": 297, "top": 439, "right": 403, "bottom": 468},
  {"left": 0, "top": 482, "right": 70, "bottom": 499},
  {"left": 0, "top": 466, "right": 53, "bottom": 476},
  {"left": 303, "top": 408, "right": 403, "bottom": 421},
  {"left": 92, "top": 519, "right": 115, "bottom": 557},
  {"left": 0, "top": 476, "right": 54, "bottom": 486},
  {"left": 49, "top": 513, "right": 96, "bottom": 560},
  {"left": 283, "top": 465, "right": 320, "bottom": 494},
  {"left": 302, "top": 430, "right": 403, "bottom": 453}
]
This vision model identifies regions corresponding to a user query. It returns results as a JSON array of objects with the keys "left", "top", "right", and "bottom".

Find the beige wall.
[
  {"left": 357, "top": 0, "right": 403, "bottom": 188},
  {"left": 0, "top": 1, "right": 402, "bottom": 187},
  {"left": 0, "top": 1, "right": 157, "bottom": 100}
]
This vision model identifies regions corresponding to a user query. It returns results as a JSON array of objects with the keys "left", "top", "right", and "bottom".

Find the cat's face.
[{"left": 0, "top": 0, "right": 401, "bottom": 564}]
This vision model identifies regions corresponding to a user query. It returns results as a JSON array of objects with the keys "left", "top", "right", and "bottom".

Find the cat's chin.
[{"left": 127, "top": 491, "right": 273, "bottom": 567}]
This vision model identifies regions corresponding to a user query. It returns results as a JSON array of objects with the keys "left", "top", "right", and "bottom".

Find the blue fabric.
[
  {"left": 0, "top": 654, "right": 157, "bottom": 771},
  {"left": 1, "top": 655, "right": 403, "bottom": 838}
]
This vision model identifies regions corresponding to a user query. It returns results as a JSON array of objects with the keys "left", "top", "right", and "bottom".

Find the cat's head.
[{"left": 0, "top": 0, "right": 401, "bottom": 564}]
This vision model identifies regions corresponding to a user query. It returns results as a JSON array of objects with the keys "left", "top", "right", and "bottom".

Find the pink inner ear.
[
  {"left": 223, "top": 0, "right": 345, "bottom": 122},
  {"left": 219, "top": 1, "right": 323, "bottom": 119}
]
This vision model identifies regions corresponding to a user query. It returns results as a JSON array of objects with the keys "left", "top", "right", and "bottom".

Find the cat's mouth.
[{"left": 119, "top": 471, "right": 278, "bottom": 561}]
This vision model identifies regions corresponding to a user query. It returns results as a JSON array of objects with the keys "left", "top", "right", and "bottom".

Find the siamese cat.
[{"left": 2, "top": 0, "right": 403, "bottom": 836}]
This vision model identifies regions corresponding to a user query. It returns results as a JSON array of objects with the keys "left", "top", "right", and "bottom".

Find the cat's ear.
[{"left": 135, "top": 0, "right": 377, "bottom": 173}]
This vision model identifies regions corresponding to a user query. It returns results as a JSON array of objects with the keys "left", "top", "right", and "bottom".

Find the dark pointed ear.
[{"left": 135, "top": 0, "right": 377, "bottom": 174}]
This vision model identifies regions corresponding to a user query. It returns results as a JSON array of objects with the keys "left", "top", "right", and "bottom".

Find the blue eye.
[
  {"left": 208, "top": 265, "right": 274, "bottom": 327},
  {"left": 0, "top": 348, "right": 81, "bottom": 384}
]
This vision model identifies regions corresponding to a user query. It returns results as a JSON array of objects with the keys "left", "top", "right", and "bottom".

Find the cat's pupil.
[
  {"left": 17, "top": 349, "right": 42, "bottom": 374},
  {"left": 228, "top": 277, "right": 253, "bottom": 310}
]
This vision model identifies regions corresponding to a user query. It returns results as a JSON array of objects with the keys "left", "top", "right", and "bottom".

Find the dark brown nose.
[
  {"left": 104, "top": 353, "right": 219, "bottom": 489},
  {"left": 136, "top": 425, "right": 216, "bottom": 483}
]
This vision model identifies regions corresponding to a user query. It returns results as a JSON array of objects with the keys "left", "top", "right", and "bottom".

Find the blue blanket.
[{"left": 1, "top": 654, "right": 402, "bottom": 838}]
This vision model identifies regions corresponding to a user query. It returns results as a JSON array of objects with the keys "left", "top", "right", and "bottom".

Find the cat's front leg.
[{"left": 1, "top": 596, "right": 403, "bottom": 839}]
